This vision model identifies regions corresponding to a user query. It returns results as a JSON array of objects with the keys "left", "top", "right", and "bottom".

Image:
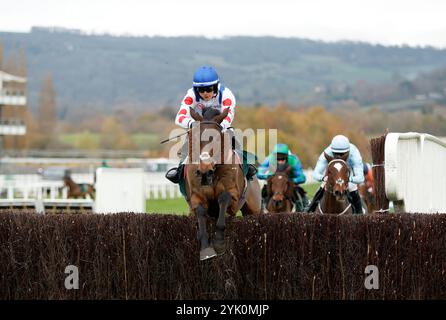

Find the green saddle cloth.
[{"left": 178, "top": 150, "right": 257, "bottom": 199}]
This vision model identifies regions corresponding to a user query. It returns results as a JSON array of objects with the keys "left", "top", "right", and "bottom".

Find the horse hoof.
[
  {"left": 213, "top": 241, "right": 226, "bottom": 256},
  {"left": 200, "top": 247, "right": 217, "bottom": 261}
]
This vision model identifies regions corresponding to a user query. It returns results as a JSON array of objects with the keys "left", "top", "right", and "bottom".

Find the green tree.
[
  {"left": 99, "top": 116, "right": 136, "bottom": 150},
  {"left": 77, "top": 130, "right": 99, "bottom": 150}
]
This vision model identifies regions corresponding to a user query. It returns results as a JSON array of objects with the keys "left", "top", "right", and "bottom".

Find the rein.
[
  {"left": 325, "top": 159, "right": 350, "bottom": 194},
  {"left": 319, "top": 158, "right": 351, "bottom": 215},
  {"left": 318, "top": 202, "right": 352, "bottom": 215},
  {"left": 269, "top": 172, "right": 294, "bottom": 203}
]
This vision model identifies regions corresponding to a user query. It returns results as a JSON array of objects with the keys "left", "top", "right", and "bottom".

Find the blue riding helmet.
[
  {"left": 330, "top": 135, "right": 350, "bottom": 153},
  {"left": 193, "top": 66, "right": 220, "bottom": 87}
]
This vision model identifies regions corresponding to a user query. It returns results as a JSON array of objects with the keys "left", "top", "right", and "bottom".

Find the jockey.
[
  {"left": 165, "top": 65, "right": 257, "bottom": 184},
  {"left": 363, "top": 162, "right": 374, "bottom": 194},
  {"left": 305, "top": 135, "right": 365, "bottom": 214},
  {"left": 257, "top": 143, "right": 308, "bottom": 210}
]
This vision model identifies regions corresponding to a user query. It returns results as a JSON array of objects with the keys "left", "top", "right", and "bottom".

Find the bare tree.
[
  {"left": 36, "top": 74, "right": 57, "bottom": 148},
  {"left": 0, "top": 41, "right": 3, "bottom": 70}
]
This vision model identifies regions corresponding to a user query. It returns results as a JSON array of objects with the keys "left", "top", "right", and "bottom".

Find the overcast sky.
[{"left": 1, "top": 0, "right": 446, "bottom": 48}]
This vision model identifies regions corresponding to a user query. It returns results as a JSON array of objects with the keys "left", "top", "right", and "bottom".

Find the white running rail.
[
  {"left": 1, "top": 170, "right": 315, "bottom": 204},
  {"left": 385, "top": 132, "right": 446, "bottom": 213}
]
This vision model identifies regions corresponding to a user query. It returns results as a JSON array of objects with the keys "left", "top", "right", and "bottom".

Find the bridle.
[
  {"left": 188, "top": 120, "right": 226, "bottom": 185},
  {"left": 324, "top": 159, "right": 350, "bottom": 195},
  {"left": 269, "top": 171, "right": 294, "bottom": 205},
  {"left": 319, "top": 159, "right": 351, "bottom": 215}
]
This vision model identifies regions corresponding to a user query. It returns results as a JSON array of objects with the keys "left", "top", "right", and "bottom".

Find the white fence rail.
[
  {"left": 385, "top": 132, "right": 446, "bottom": 213},
  {"left": 1, "top": 169, "right": 315, "bottom": 206},
  {"left": 0, "top": 173, "right": 183, "bottom": 203}
]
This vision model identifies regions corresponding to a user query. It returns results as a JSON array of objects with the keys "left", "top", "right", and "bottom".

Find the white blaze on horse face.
[{"left": 333, "top": 162, "right": 343, "bottom": 172}]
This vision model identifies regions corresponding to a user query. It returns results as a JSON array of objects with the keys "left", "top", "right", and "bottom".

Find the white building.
[{"left": 0, "top": 70, "right": 27, "bottom": 149}]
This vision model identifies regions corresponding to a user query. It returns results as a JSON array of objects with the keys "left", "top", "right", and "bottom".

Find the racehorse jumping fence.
[{"left": 1, "top": 212, "right": 445, "bottom": 299}]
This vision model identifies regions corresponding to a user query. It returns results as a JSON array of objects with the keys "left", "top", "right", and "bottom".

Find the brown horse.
[
  {"left": 63, "top": 175, "right": 95, "bottom": 200},
  {"left": 185, "top": 107, "right": 261, "bottom": 260},
  {"left": 316, "top": 153, "right": 352, "bottom": 215},
  {"left": 265, "top": 165, "right": 295, "bottom": 213}
]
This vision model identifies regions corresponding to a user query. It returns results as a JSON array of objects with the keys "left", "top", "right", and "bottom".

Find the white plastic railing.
[
  {"left": 385, "top": 132, "right": 446, "bottom": 213},
  {"left": 94, "top": 168, "right": 145, "bottom": 214},
  {"left": 1, "top": 169, "right": 315, "bottom": 204}
]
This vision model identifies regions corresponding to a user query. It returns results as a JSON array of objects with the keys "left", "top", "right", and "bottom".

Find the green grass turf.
[{"left": 146, "top": 182, "right": 320, "bottom": 214}]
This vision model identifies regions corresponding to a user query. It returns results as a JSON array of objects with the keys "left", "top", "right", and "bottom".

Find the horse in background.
[
  {"left": 316, "top": 153, "right": 352, "bottom": 215},
  {"left": 63, "top": 175, "right": 95, "bottom": 200},
  {"left": 265, "top": 164, "right": 295, "bottom": 213},
  {"left": 185, "top": 107, "right": 261, "bottom": 260}
]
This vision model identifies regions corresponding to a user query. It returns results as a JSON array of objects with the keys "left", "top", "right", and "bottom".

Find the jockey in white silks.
[
  {"left": 305, "top": 135, "right": 365, "bottom": 214},
  {"left": 165, "top": 65, "right": 257, "bottom": 184}
]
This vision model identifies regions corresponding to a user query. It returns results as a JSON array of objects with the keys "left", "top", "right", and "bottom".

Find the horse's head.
[
  {"left": 189, "top": 107, "right": 230, "bottom": 185},
  {"left": 267, "top": 165, "right": 293, "bottom": 211},
  {"left": 63, "top": 175, "right": 70, "bottom": 186},
  {"left": 324, "top": 152, "right": 350, "bottom": 201}
]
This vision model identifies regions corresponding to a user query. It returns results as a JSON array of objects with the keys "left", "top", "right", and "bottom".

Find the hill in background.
[{"left": 1, "top": 27, "right": 446, "bottom": 121}]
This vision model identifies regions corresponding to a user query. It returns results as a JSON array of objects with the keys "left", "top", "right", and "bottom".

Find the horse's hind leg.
[
  {"left": 196, "top": 204, "right": 216, "bottom": 261},
  {"left": 214, "top": 192, "right": 231, "bottom": 255}
]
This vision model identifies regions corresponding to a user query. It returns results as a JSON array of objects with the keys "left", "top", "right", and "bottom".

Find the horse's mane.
[{"left": 202, "top": 108, "right": 221, "bottom": 121}]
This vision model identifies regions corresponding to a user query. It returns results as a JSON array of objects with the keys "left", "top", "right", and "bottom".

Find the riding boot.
[
  {"left": 294, "top": 185, "right": 309, "bottom": 211},
  {"left": 304, "top": 186, "right": 325, "bottom": 213},
  {"left": 303, "top": 194, "right": 309, "bottom": 208},
  {"left": 349, "top": 190, "right": 363, "bottom": 214},
  {"left": 247, "top": 164, "right": 257, "bottom": 181},
  {"left": 261, "top": 184, "right": 268, "bottom": 209},
  {"left": 165, "top": 164, "right": 184, "bottom": 184},
  {"left": 299, "top": 193, "right": 310, "bottom": 211}
]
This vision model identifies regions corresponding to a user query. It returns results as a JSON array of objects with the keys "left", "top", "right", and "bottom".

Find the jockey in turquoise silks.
[{"left": 257, "top": 143, "right": 308, "bottom": 211}]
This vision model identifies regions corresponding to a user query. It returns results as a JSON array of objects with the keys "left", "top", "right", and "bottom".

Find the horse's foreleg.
[
  {"left": 214, "top": 192, "right": 231, "bottom": 255},
  {"left": 196, "top": 204, "right": 216, "bottom": 260}
]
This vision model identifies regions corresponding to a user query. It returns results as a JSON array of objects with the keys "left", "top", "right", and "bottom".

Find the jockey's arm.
[
  {"left": 220, "top": 89, "right": 236, "bottom": 130},
  {"left": 349, "top": 146, "right": 365, "bottom": 184},
  {"left": 350, "top": 161, "right": 365, "bottom": 184},
  {"left": 257, "top": 157, "right": 272, "bottom": 180},
  {"left": 175, "top": 90, "right": 196, "bottom": 129},
  {"left": 312, "top": 152, "right": 328, "bottom": 182},
  {"left": 289, "top": 156, "right": 306, "bottom": 185}
]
